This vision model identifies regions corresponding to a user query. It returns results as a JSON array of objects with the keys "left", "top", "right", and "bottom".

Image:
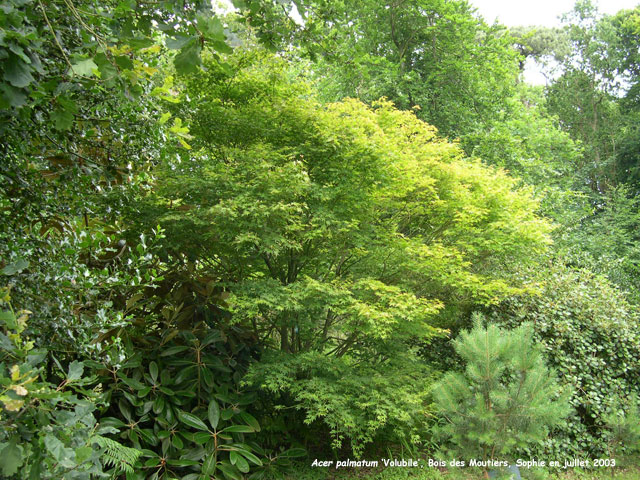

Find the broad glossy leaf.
[
  {"left": 238, "top": 412, "right": 260, "bottom": 432},
  {"left": 223, "top": 425, "right": 255, "bottom": 433},
  {"left": 202, "top": 453, "right": 216, "bottom": 475},
  {"left": 208, "top": 399, "right": 220, "bottom": 430},
  {"left": 177, "top": 410, "right": 209, "bottom": 431},
  {"left": 149, "top": 361, "right": 158, "bottom": 382}
]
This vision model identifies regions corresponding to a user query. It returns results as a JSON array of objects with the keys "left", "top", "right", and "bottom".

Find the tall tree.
[
  {"left": 249, "top": 0, "right": 520, "bottom": 140},
  {"left": 134, "top": 51, "right": 553, "bottom": 453}
]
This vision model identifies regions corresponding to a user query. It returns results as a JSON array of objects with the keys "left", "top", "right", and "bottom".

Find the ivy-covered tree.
[{"left": 491, "top": 264, "right": 640, "bottom": 457}]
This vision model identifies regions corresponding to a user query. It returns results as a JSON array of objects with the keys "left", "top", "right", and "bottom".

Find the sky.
[
  {"left": 469, "top": 0, "right": 639, "bottom": 27},
  {"left": 468, "top": 0, "right": 640, "bottom": 84}
]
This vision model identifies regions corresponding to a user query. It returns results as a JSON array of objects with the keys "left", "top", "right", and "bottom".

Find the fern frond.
[{"left": 93, "top": 436, "right": 142, "bottom": 474}]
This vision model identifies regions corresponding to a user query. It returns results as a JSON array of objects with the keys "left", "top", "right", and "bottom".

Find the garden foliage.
[
  {"left": 134, "top": 51, "right": 552, "bottom": 454},
  {"left": 492, "top": 266, "right": 640, "bottom": 457},
  {"left": 433, "top": 316, "right": 570, "bottom": 472},
  {"left": 1, "top": 0, "right": 640, "bottom": 475}
]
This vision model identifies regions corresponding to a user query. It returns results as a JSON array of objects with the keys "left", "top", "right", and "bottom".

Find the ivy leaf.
[
  {"left": 0, "top": 439, "right": 24, "bottom": 476},
  {"left": 3, "top": 54, "right": 34, "bottom": 88},
  {"left": 174, "top": 41, "right": 201, "bottom": 75},
  {"left": 71, "top": 58, "right": 98, "bottom": 77}
]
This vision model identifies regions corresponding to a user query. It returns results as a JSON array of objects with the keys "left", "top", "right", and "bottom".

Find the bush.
[
  {"left": 0, "top": 289, "right": 140, "bottom": 478},
  {"left": 246, "top": 350, "right": 436, "bottom": 457},
  {"left": 135, "top": 51, "right": 553, "bottom": 456},
  {"left": 491, "top": 265, "right": 640, "bottom": 457},
  {"left": 97, "top": 329, "right": 267, "bottom": 480}
]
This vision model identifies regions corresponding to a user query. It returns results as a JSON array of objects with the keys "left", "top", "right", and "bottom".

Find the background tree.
[
  {"left": 509, "top": 26, "right": 570, "bottom": 72},
  {"left": 252, "top": 0, "right": 520, "bottom": 140}
]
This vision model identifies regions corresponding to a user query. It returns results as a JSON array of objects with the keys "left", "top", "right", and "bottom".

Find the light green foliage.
[
  {"left": 554, "top": 185, "right": 640, "bottom": 303},
  {"left": 462, "top": 85, "right": 582, "bottom": 218},
  {"left": 539, "top": 1, "right": 640, "bottom": 306},
  {"left": 546, "top": 68, "right": 623, "bottom": 192},
  {"left": 603, "top": 396, "right": 640, "bottom": 464},
  {"left": 94, "top": 436, "right": 143, "bottom": 474},
  {"left": 433, "top": 316, "right": 570, "bottom": 469},
  {"left": 492, "top": 265, "right": 640, "bottom": 457},
  {"left": 135, "top": 51, "right": 552, "bottom": 453},
  {"left": 509, "top": 26, "right": 571, "bottom": 70},
  {"left": 4, "top": 0, "right": 640, "bottom": 472},
  {"left": 545, "top": 1, "right": 640, "bottom": 193},
  {"left": 247, "top": 350, "right": 436, "bottom": 456}
]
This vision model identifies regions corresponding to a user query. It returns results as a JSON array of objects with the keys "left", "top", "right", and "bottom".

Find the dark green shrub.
[
  {"left": 94, "top": 271, "right": 305, "bottom": 480},
  {"left": 0, "top": 289, "right": 140, "bottom": 478},
  {"left": 97, "top": 327, "right": 267, "bottom": 480}
]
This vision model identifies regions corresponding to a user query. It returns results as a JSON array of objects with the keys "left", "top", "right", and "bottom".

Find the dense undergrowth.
[{"left": 2, "top": 0, "right": 640, "bottom": 478}]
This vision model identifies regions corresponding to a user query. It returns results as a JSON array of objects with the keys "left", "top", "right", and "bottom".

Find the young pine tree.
[{"left": 433, "top": 315, "right": 571, "bottom": 478}]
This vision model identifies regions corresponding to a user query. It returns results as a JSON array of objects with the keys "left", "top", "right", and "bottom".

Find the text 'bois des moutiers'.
[{"left": 311, "top": 458, "right": 602, "bottom": 470}]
